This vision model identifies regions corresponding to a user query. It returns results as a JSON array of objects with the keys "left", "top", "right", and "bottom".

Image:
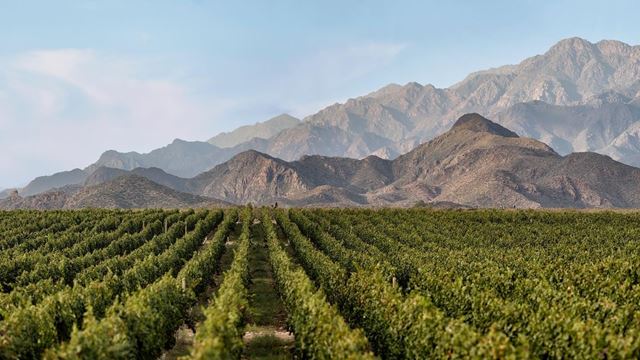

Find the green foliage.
[
  {"left": 42, "top": 208, "right": 239, "bottom": 360},
  {"left": 177, "top": 209, "right": 238, "bottom": 292},
  {"left": 0, "top": 209, "right": 221, "bottom": 359},
  {"left": 301, "top": 208, "right": 640, "bottom": 358},
  {"left": 189, "top": 207, "right": 251, "bottom": 360},
  {"left": 46, "top": 309, "right": 133, "bottom": 360},
  {"left": 264, "top": 211, "right": 374, "bottom": 359},
  {"left": 48, "top": 276, "right": 192, "bottom": 360},
  {"left": 4, "top": 208, "right": 640, "bottom": 359},
  {"left": 281, "top": 209, "right": 510, "bottom": 358}
]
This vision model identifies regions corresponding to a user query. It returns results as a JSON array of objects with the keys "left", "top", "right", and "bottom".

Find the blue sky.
[{"left": 1, "top": 0, "right": 640, "bottom": 188}]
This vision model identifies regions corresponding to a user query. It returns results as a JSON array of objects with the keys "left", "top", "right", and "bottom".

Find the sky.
[{"left": 1, "top": 0, "right": 640, "bottom": 188}]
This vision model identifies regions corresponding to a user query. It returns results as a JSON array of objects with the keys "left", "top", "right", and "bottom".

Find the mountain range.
[
  {"left": 5, "top": 113, "right": 640, "bottom": 209},
  {"left": 4, "top": 37, "right": 640, "bottom": 209}
]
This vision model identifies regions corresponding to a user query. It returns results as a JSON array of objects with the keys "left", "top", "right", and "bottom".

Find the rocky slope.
[
  {"left": 95, "top": 114, "right": 640, "bottom": 208},
  {"left": 382, "top": 114, "right": 640, "bottom": 208},
  {"left": 494, "top": 95, "right": 640, "bottom": 160},
  {"left": 0, "top": 185, "right": 82, "bottom": 210},
  {"left": 245, "top": 38, "right": 640, "bottom": 163},
  {"left": 64, "top": 175, "right": 223, "bottom": 209},
  {"left": 186, "top": 150, "right": 395, "bottom": 205},
  {"left": 1, "top": 175, "right": 227, "bottom": 210}
]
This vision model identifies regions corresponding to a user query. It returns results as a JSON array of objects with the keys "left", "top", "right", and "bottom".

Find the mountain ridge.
[
  {"left": 207, "top": 114, "right": 300, "bottom": 148},
  {"left": 14, "top": 114, "right": 640, "bottom": 209},
  {"left": 14, "top": 37, "right": 640, "bottom": 198}
]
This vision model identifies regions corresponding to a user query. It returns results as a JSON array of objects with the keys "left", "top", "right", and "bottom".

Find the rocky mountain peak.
[
  {"left": 405, "top": 81, "right": 424, "bottom": 90},
  {"left": 230, "top": 149, "right": 276, "bottom": 163},
  {"left": 596, "top": 39, "right": 636, "bottom": 55},
  {"left": 451, "top": 113, "right": 519, "bottom": 138},
  {"left": 547, "top": 37, "right": 596, "bottom": 55}
]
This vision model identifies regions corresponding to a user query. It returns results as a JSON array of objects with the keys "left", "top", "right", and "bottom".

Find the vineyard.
[{"left": 1, "top": 208, "right": 640, "bottom": 359}]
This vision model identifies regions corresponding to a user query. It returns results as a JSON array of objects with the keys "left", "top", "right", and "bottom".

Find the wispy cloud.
[
  {"left": 259, "top": 41, "right": 409, "bottom": 118},
  {"left": 0, "top": 49, "right": 236, "bottom": 186},
  {"left": 291, "top": 42, "right": 408, "bottom": 86}
]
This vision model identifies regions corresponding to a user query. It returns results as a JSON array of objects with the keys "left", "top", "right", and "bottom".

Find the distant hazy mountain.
[
  {"left": 84, "top": 140, "right": 228, "bottom": 178},
  {"left": 259, "top": 38, "right": 640, "bottom": 161},
  {"left": 494, "top": 95, "right": 640, "bottom": 160},
  {"left": 453, "top": 38, "right": 640, "bottom": 109},
  {"left": 15, "top": 37, "right": 640, "bottom": 196},
  {"left": 20, "top": 169, "right": 88, "bottom": 197},
  {"left": 234, "top": 37, "right": 640, "bottom": 163},
  {"left": 208, "top": 114, "right": 300, "bottom": 148},
  {"left": 83, "top": 138, "right": 273, "bottom": 178}
]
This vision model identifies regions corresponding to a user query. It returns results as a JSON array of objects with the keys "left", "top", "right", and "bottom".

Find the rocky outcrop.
[{"left": 187, "top": 150, "right": 312, "bottom": 204}]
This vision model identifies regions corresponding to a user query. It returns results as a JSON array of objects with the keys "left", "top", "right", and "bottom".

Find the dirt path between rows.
[
  {"left": 160, "top": 222, "right": 241, "bottom": 360},
  {"left": 241, "top": 221, "right": 294, "bottom": 359}
]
